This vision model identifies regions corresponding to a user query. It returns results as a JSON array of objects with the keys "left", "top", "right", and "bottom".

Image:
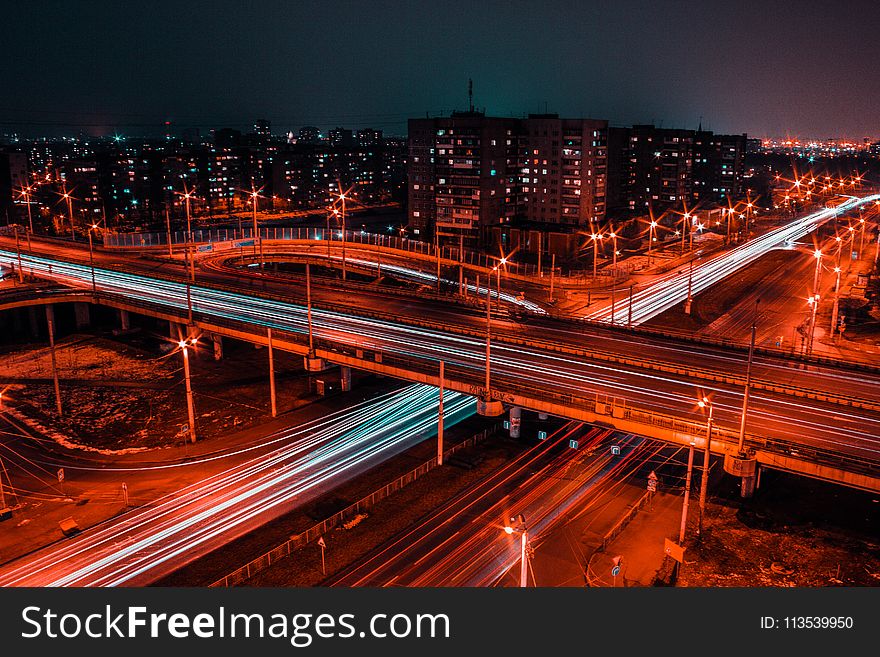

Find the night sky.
[{"left": 3, "top": 0, "right": 878, "bottom": 138}]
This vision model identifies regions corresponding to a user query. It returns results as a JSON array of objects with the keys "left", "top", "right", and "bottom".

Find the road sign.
[
  {"left": 568, "top": 439, "right": 579, "bottom": 449},
  {"left": 235, "top": 240, "right": 255, "bottom": 248},
  {"left": 197, "top": 244, "right": 213, "bottom": 253},
  {"left": 179, "top": 423, "right": 189, "bottom": 435},
  {"left": 503, "top": 420, "right": 510, "bottom": 430},
  {"left": 538, "top": 430, "right": 547, "bottom": 440},
  {"left": 611, "top": 445, "right": 621, "bottom": 455},
  {"left": 664, "top": 538, "right": 685, "bottom": 563},
  {"left": 57, "top": 468, "right": 64, "bottom": 483},
  {"left": 647, "top": 480, "right": 657, "bottom": 492},
  {"left": 317, "top": 536, "right": 326, "bottom": 548},
  {"left": 611, "top": 565, "right": 621, "bottom": 577}
]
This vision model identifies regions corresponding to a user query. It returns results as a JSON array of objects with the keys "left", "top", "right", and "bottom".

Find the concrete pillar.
[
  {"left": 340, "top": 366, "right": 352, "bottom": 392},
  {"left": 119, "top": 309, "right": 130, "bottom": 331},
  {"left": 509, "top": 406, "right": 521, "bottom": 438},
  {"left": 741, "top": 475, "right": 757, "bottom": 498},
  {"left": 304, "top": 356, "right": 326, "bottom": 372},
  {"left": 73, "top": 302, "right": 90, "bottom": 329},
  {"left": 169, "top": 321, "right": 182, "bottom": 341},
  {"left": 477, "top": 398, "right": 504, "bottom": 417},
  {"left": 213, "top": 334, "right": 223, "bottom": 361}
]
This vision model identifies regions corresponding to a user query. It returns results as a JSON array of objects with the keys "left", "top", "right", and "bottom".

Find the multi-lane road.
[
  {"left": 0, "top": 385, "right": 474, "bottom": 586},
  {"left": 1, "top": 237, "right": 879, "bottom": 473}
]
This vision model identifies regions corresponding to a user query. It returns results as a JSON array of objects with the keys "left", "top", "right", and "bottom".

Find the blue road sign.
[
  {"left": 197, "top": 244, "right": 213, "bottom": 252},
  {"left": 538, "top": 430, "right": 548, "bottom": 440},
  {"left": 503, "top": 420, "right": 510, "bottom": 430},
  {"left": 235, "top": 240, "right": 255, "bottom": 248},
  {"left": 569, "top": 439, "right": 579, "bottom": 449},
  {"left": 611, "top": 565, "right": 621, "bottom": 577},
  {"left": 611, "top": 445, "right": 621, "bottom": 455}
]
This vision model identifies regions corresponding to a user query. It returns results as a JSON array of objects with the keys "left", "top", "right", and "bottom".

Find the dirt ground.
[
  {"left": 678, "top": 471, "right": 880, "bottom": 587},
  {"left": 0, "top": 331, "right": 316, "bottom": 451}
]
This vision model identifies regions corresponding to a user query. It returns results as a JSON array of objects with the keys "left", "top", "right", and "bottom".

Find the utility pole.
[
  {"left": 678, "top": 441, "right": 696, "bottom": 545},
  {"left": 737, "top": 300, "right": 759, "bottom": 452},
  {"left": 267, "top": 327, "right": 277, "bottom": 418},
  {"left": 698, "top": 399, "right": 714, "bottom": 537},
  {"left": 458, "top": 233, "right": 464, "bottom": 296},
  {"left": 165, "top": 208, "right": 173, "bottom": 258},
  {"left": 549, "top": 253, "right": 556, "bottom": 303},
  {"left": 180, "top": 338, "right": 197, "bottom": 443},
  {"left": 306, "top": 263, "right": 315, "bottom": 357},
  {"left": 14, "top": 225, "right": 23, "bottom": 283},
  {"left": 435, "top": 228, "right": 441, "bottom": 291},
  {"left": 437, "top": 361, "right": 445, "bottom": 466},
  {"left": 485, "top": 275, "right": 492, "bottom": 397},
  {"left": 46, "top": 307, "right": 62, "bottom": 416}
]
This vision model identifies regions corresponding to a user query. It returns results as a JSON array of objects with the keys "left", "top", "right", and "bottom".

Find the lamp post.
[
  {"left": 503, "top": 514, "right": 529, "bottom": 588},
  {"left": 178, "top": 337, "right": 198, "bottom": 443},
  {"left": 609, "top": 229, "right": 618, "bottom": 271},
  {"left": 648, "top": 221, "right": 657, "bottom": 264},
  {"left": 21, "top": 185, "right": 34, "bottom": 233},
  {"left": 697, "top": 396, "right": 714, "bottom": 538},
  {"left": 737, "top": 299, "right": 759, "bottom": 452},
  {"left": 830, "top": 266, "right": 842, "bottom": 338},
  {"left": 807, "top": 249, "right": 822, "bottom": 355},
  {"left": 87, "top": 223, "right": 99, "bottom": 294},
  {"left": 13, "top": 225, "right": 23, "bottom": 283},
  {"left": 338, "top": 189, "right": 348, "bottom": 280},
  {"left": 250, "top": 187, "right": 264, "bottom": 268},
  {"left": 681, "top": 213, "right": 689, "bottom": 254},
  {"left": 591, "top": 232, "right": 603, "bottom": 278},
  {"left": 678, "top": 440, "right": 696, "bottom": 548},
  {"left": 62, "top": 188, "right": 75, "bottom": 241}
]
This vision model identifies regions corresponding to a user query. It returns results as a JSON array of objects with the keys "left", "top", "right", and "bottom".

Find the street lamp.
[
  {"left": 609, "top": 229, "right": 618, "bottom": 271},
  {"left": 697, "top": 396, "right": 714, "bottom": 537},
  {"left": 249, "top": 186, "right": 264, "bottom": 268},
  {"left": 503, "top": 514, "right": 529, "bottom": 587},
  {"left": 178, "top": 337, "right": 198, "bottom": 443},
  {"left": 831, "top": 266, "right": 842, "bottom": 338},
  {"left": 590, "top": 232, "right": 603, "bottom": 278},
  {"left": 61, "top": 188, "right": 75, "bottom": 241},
  {"left": 648, "top": 220, "right": 657, "bottom": 264},
  {"left": 87, "top": 223, "right": 99, "bottom": 294}
]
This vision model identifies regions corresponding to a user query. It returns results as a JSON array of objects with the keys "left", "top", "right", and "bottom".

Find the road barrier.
[{"left": 209, "top": 423, "right": 500, "bottom": 587}]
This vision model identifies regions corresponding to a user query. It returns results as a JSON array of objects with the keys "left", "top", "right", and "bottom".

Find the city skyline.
[{"left": 3, "top": 1, "right": 880, "bottom": 139}]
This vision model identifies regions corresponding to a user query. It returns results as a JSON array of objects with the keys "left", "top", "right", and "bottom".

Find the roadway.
[
  {"left": 0, "top": 384, "right": 474, "bottom": 586},
  {"left": 329, "top": 424, "right": 661, "bottom": 586},
  {"left": 585, "top": 194, "right": 880, "bottom": 324},
  {"left": 1, "top": 236, "right": 879, "bottom": 479}
]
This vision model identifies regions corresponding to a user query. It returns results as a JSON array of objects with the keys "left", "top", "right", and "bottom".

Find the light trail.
[
  {"left": 1, "top": 247, "right": 878, "bottom": 466},
  {"left": 0, "top": 384, "right": 474, "bottom": 586},
  {"left": 331, "top": 424, "right": 660, "bottom": 587},
  {"left": 586, "top": 195, "right": 880, "bottom": 324}
]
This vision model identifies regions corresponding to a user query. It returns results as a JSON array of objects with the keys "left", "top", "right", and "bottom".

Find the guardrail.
[{"left": 209, "top": 423, "right": 500, "bottom": 587}]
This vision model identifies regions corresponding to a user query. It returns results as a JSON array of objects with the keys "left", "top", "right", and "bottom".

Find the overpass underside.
[{"left": 2, "top": 290, "right": 877, "bottom": 495}]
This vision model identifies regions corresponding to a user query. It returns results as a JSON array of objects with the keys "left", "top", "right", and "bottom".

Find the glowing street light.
[
  {"left": 178, "top": 337, "right": 198, "bottom": 443},
  {"left": 648, "top": 220, "right": 657, "bottom": 264},
  {"left": 697, "top": 396, "right": 714, "bottom": 538},
  {"left": 249, "top": 186, "right": 264, "bottom": 268},
  {"left": 503, "top": 514, "right": 529, "bottom": 587},
  {"left": 87, "top": 223, "right": 100, "bottom": 294}
]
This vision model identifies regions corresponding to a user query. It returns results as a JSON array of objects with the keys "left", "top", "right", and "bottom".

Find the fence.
[
  {"left": 102, "top": 227, "right": 542, "bottom": 277},
  {"left": 209, "top": 423, "right": 500, "bottom": 587},
  {"left": 585, "top": 489, "right": 655, "bottom": 586}
]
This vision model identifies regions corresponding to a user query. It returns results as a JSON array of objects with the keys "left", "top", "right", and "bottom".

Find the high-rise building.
[
  {"left": 521, "top": 115, "right": 608, "bottom": 227},
  {"left": 298, "top": 126, "right": 320, "bottom": 144},
  {"left": 329, "top": 127, "right": 355, "bottom": 149},
  {"left": 407, "top": 112, "right": 522, "bottom": 246},
  {"left": 253, "top": 119, "right": 271, "bottom": 137},
  {"left": 692, "top": 131, "right": 746, "bottom": 203}
]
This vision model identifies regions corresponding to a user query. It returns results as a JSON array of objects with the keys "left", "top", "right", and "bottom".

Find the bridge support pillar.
[
  {"left": 73, "top": 302, "right": 90, "bottom": 329},
  {"left": 477, "top": 398, "right": 504, "bottom": 417},
  {"left": 213, "top": 335, "right": 223, "bottom": 361},
  {"left": 119, "top": 309, "right": 130, "bottom": 331},
  {"left": 340, "top": 366, "right": 352, "bottom": 392},
  {"left": 509, "top": 406, "right": 522, "bottom": 438},
  {"left": 304, "top": 356, "right": 326, "bottom": 372},
  {"left": 723, "top": 453, "right": 758, "bottom": 499}
]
